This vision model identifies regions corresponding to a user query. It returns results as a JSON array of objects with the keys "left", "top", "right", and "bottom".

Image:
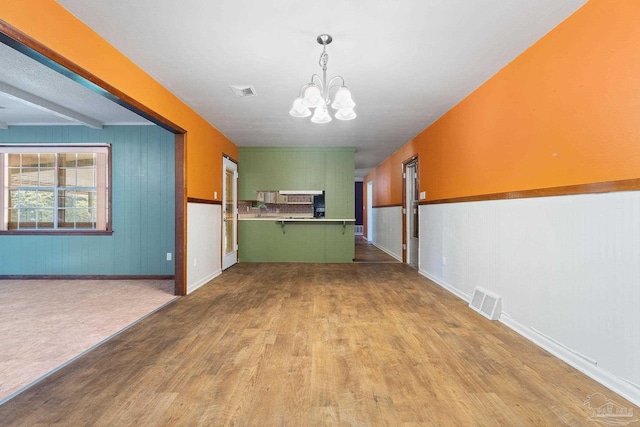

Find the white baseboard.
[
  {"left": 418, "top": 269, "right": 640, "bottom": 407},
  {"left": 418, "top": 269, "right": 472, "bottom": 303},
  {"left": 500, "top": 313, "right": 640, "bottom": 408},
  {"left": 187, "top": 269, "right": 222, "bottom": 294},
  {"left": 372, "top": 243, "right": 402, "bottom": 262}
]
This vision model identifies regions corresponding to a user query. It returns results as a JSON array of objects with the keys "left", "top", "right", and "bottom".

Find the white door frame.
[{"left": 222, "top": 156, "right": 238, "bottom": 270}]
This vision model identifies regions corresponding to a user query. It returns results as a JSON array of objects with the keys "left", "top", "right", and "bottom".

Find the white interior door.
[
  {"left": 405, "top": 162, "right": 419, "bottom": 268},
  {"left": 222, "top": 157, "right": 238, "bottom": 270}
]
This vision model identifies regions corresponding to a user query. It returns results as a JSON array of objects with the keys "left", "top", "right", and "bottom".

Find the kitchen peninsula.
[{"left": 238, "top": 147, "right": 355, "bottom": 263}]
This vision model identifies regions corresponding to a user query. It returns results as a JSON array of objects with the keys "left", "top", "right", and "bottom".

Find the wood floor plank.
[{"left": 0, "top": 263, "right": 636, "bottom": 426}]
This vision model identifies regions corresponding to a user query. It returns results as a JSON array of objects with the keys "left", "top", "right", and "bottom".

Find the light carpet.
[{"left": 0, "top": 279, "right": 176, "bottom": 404}]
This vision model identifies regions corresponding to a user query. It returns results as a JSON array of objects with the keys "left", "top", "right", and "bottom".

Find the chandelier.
[{"left": 289, "top": 34, "right": 356, "bottom": 123}]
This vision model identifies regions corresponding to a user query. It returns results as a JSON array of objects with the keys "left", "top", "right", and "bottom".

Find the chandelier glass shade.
[{"left": 290, "top": 34, "right": 356, "bottom": 123}]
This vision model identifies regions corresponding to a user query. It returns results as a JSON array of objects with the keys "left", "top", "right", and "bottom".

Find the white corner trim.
[
  {"left": 187, "top": 269, "right": 222, "bottom": 294},
  {"left": 418, "top": 269, "right": 472, "bottom": 303},
  {"left": 500, "top": 313, "right": 640, "bottom": 408}
]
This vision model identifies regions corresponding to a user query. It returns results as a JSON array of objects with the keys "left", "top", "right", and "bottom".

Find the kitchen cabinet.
[
  {"left": 256, "top": 191, "right": 278, "bottom": 203},
  {"left": 284, "top": 194, "right": 313, "bottom": 204},
  {"left": 254, "top": 191, "right": 313, "bottom": 204}
]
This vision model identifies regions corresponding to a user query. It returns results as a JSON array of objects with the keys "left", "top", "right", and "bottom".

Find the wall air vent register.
[{"left": 469, "top": 287, "right": 502, "bottom": 321}]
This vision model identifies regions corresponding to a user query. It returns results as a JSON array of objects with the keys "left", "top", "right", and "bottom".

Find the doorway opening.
[{"left": 222, "top": 156, "right": 238, "bottom": 270}]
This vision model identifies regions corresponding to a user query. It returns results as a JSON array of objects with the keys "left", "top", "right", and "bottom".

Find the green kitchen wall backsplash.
[{"left": 238, "top": 147, "right": 355, "bottom": 219}]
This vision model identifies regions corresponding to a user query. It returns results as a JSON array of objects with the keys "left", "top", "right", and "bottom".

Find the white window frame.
[{"left": 0, "top": 144, "right": 111, "bottom": 234}]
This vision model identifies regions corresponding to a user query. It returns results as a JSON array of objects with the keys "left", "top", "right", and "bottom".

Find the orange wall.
[
  {"left": 366, "top": 0, "right": 640, "bottom": 202},
  {"left": 365, "top": 140, "right": 418, "bottom": 207},
  {"left": 0, "top": 0, "right": 237, "bottom": 200}
]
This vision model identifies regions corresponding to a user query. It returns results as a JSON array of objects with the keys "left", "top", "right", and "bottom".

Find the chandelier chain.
[{"left": 319, "top": 48, "right": 329, "bottom": 70}]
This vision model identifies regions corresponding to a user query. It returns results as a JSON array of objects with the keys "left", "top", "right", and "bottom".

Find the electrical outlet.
[
  {"left": 420, "top": 191, "right": 426, "bottom": 200},
  {"left": 193, "top": 258, "right": 198, "bottom": 267},
  {"left": 442, "top": 256, "right": 446, "bottom": 266},
  {"left": 166, "top": 252, "right": 172, "bottom": 261},
  {"left": 214, "top": 191, "right": 218, "bottom": 199}
]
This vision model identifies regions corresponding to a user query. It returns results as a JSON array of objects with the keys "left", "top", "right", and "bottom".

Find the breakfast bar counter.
[{"left": 238, "top": 217, "right": 355, "bottom": 263}]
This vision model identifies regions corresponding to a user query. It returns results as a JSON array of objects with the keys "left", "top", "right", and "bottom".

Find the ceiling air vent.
[
  {"left": 469, "top": 287, "right": 502, "bottom": 320},
  {"left": 229, "top": 85, "right": 257, "bottom": 98}
]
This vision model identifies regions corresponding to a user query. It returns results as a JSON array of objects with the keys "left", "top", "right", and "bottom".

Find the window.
[{"left": 0, "top": 145, "right": 110, "bottom": 233}]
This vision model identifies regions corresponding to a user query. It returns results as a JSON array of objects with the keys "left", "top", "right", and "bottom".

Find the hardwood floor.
[
  {"left": 0, "top": 263, "right": 635, "bottom": 426},
  {"left": 354, "top": 236, "right": 400, "bottom": 263}
]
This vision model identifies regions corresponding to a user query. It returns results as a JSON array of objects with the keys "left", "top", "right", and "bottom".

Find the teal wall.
[
  {"left": 0, "top": 125, "right": 175, "bottom": 275},
  {"left": 238, "top": 147, "right": 355, "bottom": 262}
]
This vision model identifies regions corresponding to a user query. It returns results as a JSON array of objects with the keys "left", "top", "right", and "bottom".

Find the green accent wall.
[
  {"left": 0, "top": 125, "right": 175, "bottom": 275},
  {"left": 238, "top": 147, "right": 355, "bottom": 262}
]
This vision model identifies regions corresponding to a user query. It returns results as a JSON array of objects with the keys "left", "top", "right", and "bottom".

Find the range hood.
[{"left": 278, "top": 190, "right": 323, "bottom": 195}]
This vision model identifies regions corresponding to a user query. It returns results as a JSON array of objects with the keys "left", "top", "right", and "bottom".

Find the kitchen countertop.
[
  {"left": 240, "top": 217, "right": 356, "bottom": 235},
  {"left": 239, "top": 216, "right": 355, "bottom": 222}
]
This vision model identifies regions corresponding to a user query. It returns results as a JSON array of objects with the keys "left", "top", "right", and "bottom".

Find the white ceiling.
[
  {"left": 0, "top": 43, "right": 150, "bottom": 127},
  {"left": 5, "top": 1, "right": 587, "bottom": 177}
]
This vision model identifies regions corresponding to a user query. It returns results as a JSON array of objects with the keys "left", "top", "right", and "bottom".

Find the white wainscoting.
[
  {"left": 419, "top": 191, "right": 640, "bottom": 406},
  {"left": 187, "top": 202, "right": 222, "bottom": 294},
  {"left": 372, "top": 206, "right": 403, "bottom": 261}
]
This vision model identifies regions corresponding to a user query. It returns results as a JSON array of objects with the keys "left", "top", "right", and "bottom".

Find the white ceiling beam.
[
  {"left": 0, "top": 120, "right": 8, "bottom": 129},
  {"left": 0, "top": 82, "right": 104, "bottom": 129}
]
